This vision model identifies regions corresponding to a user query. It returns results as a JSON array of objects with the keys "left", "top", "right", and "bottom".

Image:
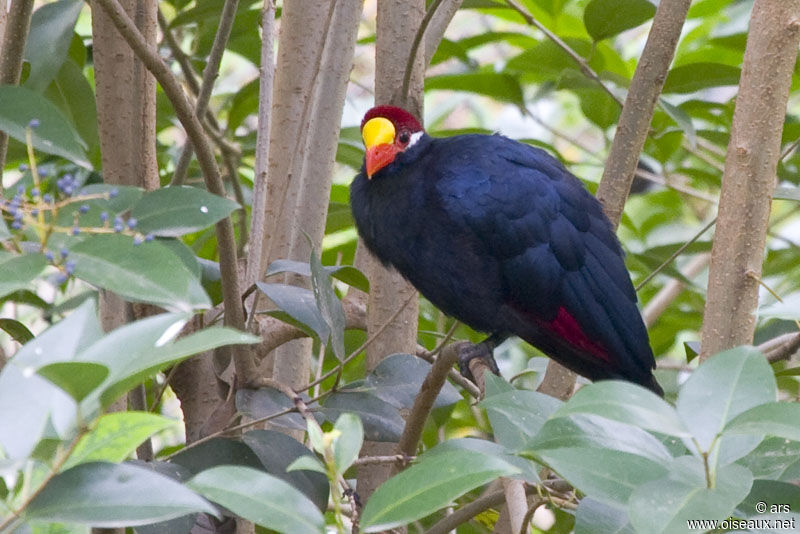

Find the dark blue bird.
[{"left": 350, "top": 105, "right": 662, "bottom": 396}]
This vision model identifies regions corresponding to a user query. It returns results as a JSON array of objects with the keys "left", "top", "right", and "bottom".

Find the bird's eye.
[{"left": 398, "top": 131, "right": 410, "bottom": 145}]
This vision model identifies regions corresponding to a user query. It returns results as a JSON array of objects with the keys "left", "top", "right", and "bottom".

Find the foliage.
[{"left": 1, "top": 0, "right": 799, "bottom": 533}]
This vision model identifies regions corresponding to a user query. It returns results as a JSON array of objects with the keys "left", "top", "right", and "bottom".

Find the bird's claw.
[{"left": 457, "top": 341, "right": 500, "bottom": 384}]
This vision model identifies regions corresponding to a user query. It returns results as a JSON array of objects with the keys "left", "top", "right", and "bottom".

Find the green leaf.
[
  {"left": 628, "top": 458, "right": 753, "bottom": 534},
  {"left": 426, "top": 72, "right": 525, "bottom": 108},
  {"left": 265, "top": 259, "right": 369, "bottom": 293},
  {"left": 359, "top": 353, "right": 461, "bottom": 410},
  {"left": 584, "top": 0, "right": 656, "bottom": 41},
  {"left": 310, "top": 247, "right": 345, "bottom": 359},
  {"left": 0, "top": 300, "right": 100, "bottom": 459},
  {"left": 481, "top": 389, "right": 562, "bottom": 451},
  {"left": 131, "top": 186, "right": 241, "bottom": 237},
  {"left": 64, "top": 412, "right": 176, "bottom": 469},
  {"left": 723, "top": 402, "right": 800, "bottom": 441},
  {"left": 528, "top": 414, "right": 673, "bottom": 465},
  {"left": 23, "top": 0, "right": 83, "bottom": 92},
  {"left": 25, "top": 462, "right": 218, "bottom": 526},
  {"left": 0, "top": 253, "right": 48, "bottom": 299},
  {"left": 662, "top": 63, "right": 741, "bottom": 94},
  {"left": 0, "top": 317, "right": 34, "bottom": 344},
  {"left": 37, "top": 361, "right": 108, "bottom": 402},
  {"left": 360, "top": 449, "right": 519, "bottom": 532},
  {"left": 69, "top": 234, "right": 210, "bottom": 312},
  {"left": 676, "top": 346, "right": 776, "bottom": 451},
  {"left": 94, "top": 325, "right": 258, "bottom": 411},
  {"left": 286, "top": 455, "right": 327, "bottom": 475},
  {"left": 322, "top": 392, "right": 405, "bottom": 442},
  {"left": 575, "top": 498, "right": 634, "bottom": 534},
  {"left": 332, "top": 413, "right": 363, "bottom": 473},
  {"left": 187, "top": 465, "right": 325, "bottom": 534},
  {"left": 236, "top": 387, "right": 307, "bottom": 430},
  {"left": 257, "top": 282, "right": 328, "bottom": 341},
  {"left": 0, "top": 215, "right": 10, "bottom": 240},
  {"left": 536, "top": 447, "right": 669, "bottom": 506},
  {"left": 736, "top": 437, "right": 800, "bottom": 481},
  {"left": 0, "top": 85, "right": 90, "bottom": 166},
  {"left": 553, "top": 380, "right": 690, "bottom": 438},
  {"left": 660, "top": 98, "right": 697, "bottom": 147}
]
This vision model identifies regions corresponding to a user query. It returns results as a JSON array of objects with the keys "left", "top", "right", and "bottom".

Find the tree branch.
[
  {"left": 244, "top": 0, "right": 276, "bottom": 292},
  {"left": 0, "top": 0, "right": 34, "bottom": 176},
  {"left": 92, "top": 0, "right": 255, "bottom": 378},
  {"left": 595, "top": 0, "right": 692, "bottom": 228},
  {"left": 700, "top": 0, "right": 800, "bottom": 359}
]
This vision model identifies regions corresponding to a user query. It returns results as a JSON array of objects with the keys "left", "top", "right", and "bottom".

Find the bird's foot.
[{"left": 457, "top": 334, "right": 505, "bottom": 384}]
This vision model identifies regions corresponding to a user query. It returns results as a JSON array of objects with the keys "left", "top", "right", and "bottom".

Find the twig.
[
  {"left": 596, "top": 0, "right": 692, "bottom": 227},
  {"left": 423, "top": 0, "right": 464, "bottom": 67},
  {"left": 171, "top": 0, "right": 240, "bottom": 186},
  {"left": 635, "top": 216, "right": 716, "bottom": 292},
  {"left": 298, "top": 292, "right": 417, "bottom": 394},
  {"left": 394, "top": 341, "right": 462, "bottom": 467},
  {"left": 352, "top": 454, "right": 414, "bottom": 467},
  {"left": 643, "top": 253, "right": 710, "bottom": 327},
  {"left": 401, "top": 0, "right": 446, "bottom": 106},
  {"left": 244, "top": 0, "right": 276, "bottom": 292},
  {"left": 425, "top": 488, "right": 508, "bottom": 534},
  {"left": 504, "top": 0, "right": 622, "bottom": 106},
  {"left": 93, "top": 0, "right": 254, "bottom": 379}
]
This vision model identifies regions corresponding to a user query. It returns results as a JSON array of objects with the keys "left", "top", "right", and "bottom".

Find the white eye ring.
[{"left": 407, "top": 131, "right": 423, "bottom": 148}]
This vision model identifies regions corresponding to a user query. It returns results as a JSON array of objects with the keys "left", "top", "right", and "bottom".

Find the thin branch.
[
  {"left": 635, "top": 217, "right": 716, "bottom": 292},
  {"left": 244, "top": 0, "right": 276, "bottom": 292},
  {"left": 425, "top": 489, "right": 509, "bottom": 534},
  {"left": 301, "top": 292, "right": 417, "bottom": 393},
  {"left": 643, "top": 253, "right": 710, "bottom": 327},
  {"left": 171, "top": 0, "right": 240, "bottom": 186},
  {"left": 423, "top": 0, "right": 464, "bottom": 67},
  {"left": 0, "top": 0, "right": 34, "bottom": 176},
  {"left": 394, "top": 341, "right": 462, "bottom": 466},
  {"left": 762, "top": 332, "right": 800, "bottom": 364},
  {"left": 93, "top": 0, "right": 254, "bottom": 378},
  {"left": 401, "top": 0, "right": 446, "bottom": 106},
  {"left": 595, "top": 0, "right": 692, "bottom": 227},
  {"left": 352, "top": 454, "right": 414, "bottom": 467},
  {"left": 504, "top": 0, "right": 622, "bottom": 106}
]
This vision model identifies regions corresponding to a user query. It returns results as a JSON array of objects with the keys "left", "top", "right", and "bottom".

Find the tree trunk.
[
  {"left": 90, "top": 0, "right": 158, "bottom": 189},
  {"left": 356, "top": 0, "right": 425, "bottom": 507},
  {"left": 700, "top": 0, "right": 800, "bottom": 358}
]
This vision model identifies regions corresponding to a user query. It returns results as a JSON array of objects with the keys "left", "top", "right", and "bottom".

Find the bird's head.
[{"left": 360, "top": 106, "right": 425, "bottom": 178}]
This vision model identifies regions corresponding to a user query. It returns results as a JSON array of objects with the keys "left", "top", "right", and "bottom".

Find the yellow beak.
[{"left": 362, "top": 117, "right": 399, "bottom": 178}]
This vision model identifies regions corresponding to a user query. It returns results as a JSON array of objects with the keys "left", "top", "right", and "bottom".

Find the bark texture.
[
  {"left": 90, "top": 0, "right": 158, "bottom": 189},
  {"left": 356, "top": 0, "right": 425, "bottom": 507},
  {"left": 700, "top": 0, "right": 800, "bottom": 359},
  {"left": 595, "top": 0, "right": 692, "bottom": 227}
]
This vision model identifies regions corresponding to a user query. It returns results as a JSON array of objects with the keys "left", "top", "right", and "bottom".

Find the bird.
[{"left": 350, "top": 105, "right": 663, "bottom": 396}]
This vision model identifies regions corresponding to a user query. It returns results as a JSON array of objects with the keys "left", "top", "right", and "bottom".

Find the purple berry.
[
  {"left": 28, "top": 118, "right": 40, "bottom": 129},
  {"left": 45, "top": 251, "right": 55, "bottom": 262},
  {"left": 79, "top": 204, "right": 90, "bottom": 214},
  {"left": 11, "top": 221, "right": 22, "bottom": 230},
  {"left": 126, "top": 217, "right": 137, "bottom": 229},
  {"left": 109, "top": 188, "right": 119, "bottom": 199},
  {"left": 60, "top": 247, "right": 69, "bottom": 259},
  {"left": 72, "top": 226, "right": 80, "bottom": 236},
  {"left": 100, "top": 211, "right": 109, "bottom": 223},
  {"left": 64, "top": 260, "right": 75, "bottom": 275},
  {"left": 144, "top": 233, "right": 154, "bottom": 242},
  {"left": 133, "top": 235, "right": 144, "bottom": 246}
]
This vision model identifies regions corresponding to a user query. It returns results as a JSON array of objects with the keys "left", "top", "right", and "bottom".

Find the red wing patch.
[{"left": 545, "top": 306, "right": 610, "bottom": 362}]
